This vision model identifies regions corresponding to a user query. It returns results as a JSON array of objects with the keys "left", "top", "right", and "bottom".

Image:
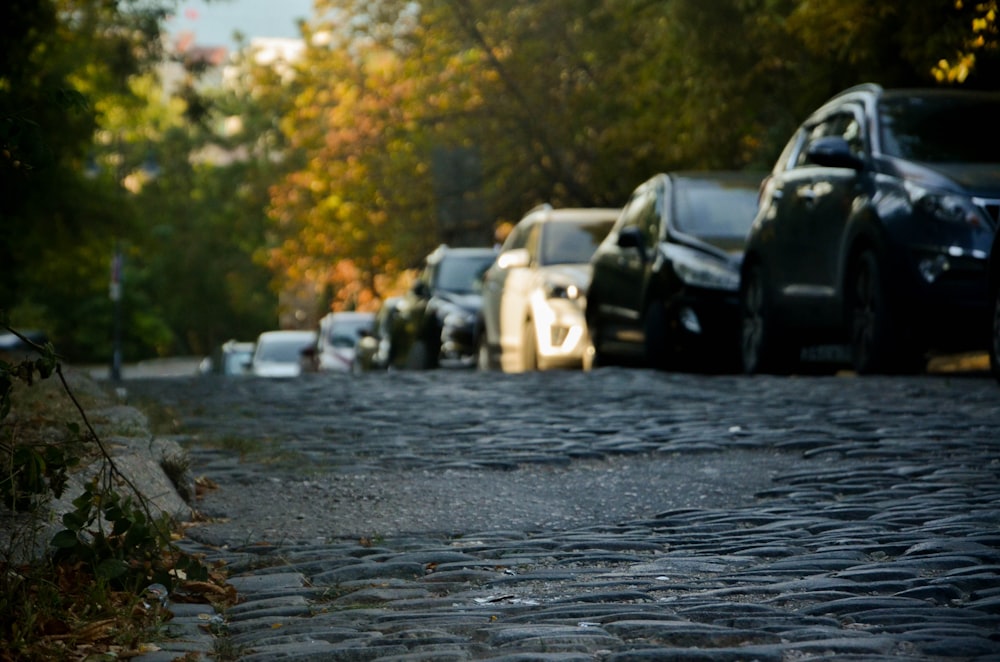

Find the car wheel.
[
  {"left": 643, "top": 300, "right": 670, "bottom": 370},
  {"left": 991, "top": 281, "right": 1000, "bottom": 383},
  {"left": 849, "top": 250, "right": 921, "bottom": 374},
  {"left": 476, "top": 332, "right": 493, "bottom": 371},
  {"left": 585, "top": 302, "right": 611, "bottom": 368},
  {"left": 741, "top": 264, "right": 796, "bottom": 374},
  {"left": 406, "top": 339, "right": 432, "bottom": 369},
  {"left": 521, "top": 318, "right": 538, "bottom": 372}
]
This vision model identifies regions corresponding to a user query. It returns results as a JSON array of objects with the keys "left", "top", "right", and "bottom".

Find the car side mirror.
[
  {"left": 412, "top": 281, "right": 430, "bottom": 299},
  {"left": 806, "top": 136, "right": 864, "bottom": 170},
  {"left": 497, "top": 248, "right": 530, "bottom": 270},
  {"left": 617, "top": 226, "right": 647, "bottom": 261}
]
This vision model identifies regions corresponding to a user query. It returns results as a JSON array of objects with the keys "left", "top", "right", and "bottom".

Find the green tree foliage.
[
  {"left": 4, "top": 0, "right": 997, "bottom": 353},
  {"left": 2, "top": 1, "right": 281, "bottom": 361}
]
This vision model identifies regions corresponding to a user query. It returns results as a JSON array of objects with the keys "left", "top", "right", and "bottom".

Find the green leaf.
[
  {"left": 62, "top": 511, "right": 85, "bottom": 530},
  {"left": 95, "top": 558, "right": 129, "bottom": 580},
  {"left": 51, "top": 530, "right": 79, "bottom": 549}
]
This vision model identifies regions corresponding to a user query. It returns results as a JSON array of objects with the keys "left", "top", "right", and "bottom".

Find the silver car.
[{"left": 479, "top": 206, "right": 618, "bottom": 372}]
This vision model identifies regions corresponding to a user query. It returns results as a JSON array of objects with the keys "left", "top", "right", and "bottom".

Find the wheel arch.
[{"left": 839, "top": 211, "right": 888, "bottom": 328}]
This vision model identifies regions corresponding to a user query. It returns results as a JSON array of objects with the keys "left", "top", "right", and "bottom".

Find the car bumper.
[
  {"left": 440, "top": 322, "right": 477, "bottom": 363},
  {"left": 893, "top": 246, "right": 991, "bottom": 349},
  {"left": 663, "top": 287, "right": 742, "bottom": 358},
  {"left": 531, "top": 295, "right": 591, "bottom": 370}
]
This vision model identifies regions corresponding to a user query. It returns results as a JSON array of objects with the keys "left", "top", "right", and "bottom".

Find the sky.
[{"left": 166, "top": 0, "right": 315, "bottom": 49}]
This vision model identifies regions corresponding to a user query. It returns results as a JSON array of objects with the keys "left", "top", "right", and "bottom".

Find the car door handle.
[{"left": 796, "top": 187, "right": 817, "bottom": 203}]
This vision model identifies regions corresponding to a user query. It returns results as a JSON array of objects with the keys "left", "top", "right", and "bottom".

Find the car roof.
[
  {"left": 321, "top": 311, "right": 375, "bottom": 322},
  {"left": 257, "top": 330, "right": 315, "bottom": 341},
  {"left": 426, "top": 245, "right": 497, "bottom": 264},
  {"left": 522, "top": 207, "right": 620, "bottom": 224}
]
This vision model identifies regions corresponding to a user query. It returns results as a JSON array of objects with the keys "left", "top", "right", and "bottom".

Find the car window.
[
  {"left": 794, "top": 110, "right": 864, "bottom": 167},
  {"left": 434, "top": 255, "right": 494, "bottom": 293},
  {"left": 524, "top": 223, "right": 541, "bottom": 262},
  {"left": 672, "top": 180, "right": 762, "bottom": 239},
  {"left": 329, "top": 319, "right": 371, "bottom": 348},
  {"left": 257, "top": 338, "right": 309, "bottom": 362},
  {"left": 539, "top": 219, "right": 616, "bottom": 265},
  {"left": 638, "top": 189, "right": 660, "bottom": 250},
  {"left": 879, "top": 93, "right": 1000, "bottom": 163},
  {"left": 502, "top": 218, "right": 533, "bottom": 252}
]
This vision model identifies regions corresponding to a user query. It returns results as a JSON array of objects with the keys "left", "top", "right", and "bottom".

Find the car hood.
[
  {"left": 888, "top": 159, "right": 1000, "bottom": 197},
  {"left": 434, "top": 292, "right": 482, "bottom": 312},
  {"left": 668, "top": 231, "right": 746, "bottom": 263}
]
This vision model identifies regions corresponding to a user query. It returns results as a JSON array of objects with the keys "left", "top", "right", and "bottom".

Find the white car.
[
  {"left": 248, "top": 330, "right": 316, "bottom": 378},
  {"left": 479, "top": 206, "right": 618, "bottom": 372},
  {"left": 314, "top": 311, "right": 375, "bottom": 372}
]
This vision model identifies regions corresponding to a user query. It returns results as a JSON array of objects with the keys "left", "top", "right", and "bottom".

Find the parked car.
[
  {"left": 0, "top": 329, "right": 49, "bottom": 362},
  {"left": 247, "top": 330, "right": 316, "bottom": 378},
  {"left": 741, "top": 83, "right": 1000, "bottom": 375},
  {"left": 352, "top": 297, "right": 402, "bottom": 372},
  {"left": 479, "top": 205, "right": 618, "bottom": 372},
  {"left": 390, "top": 245, "right": 497, "bottom": 369},
  {"left": 199, "top": 339, "right": 255, "bottom": 376},
  {"left": 310, "top": 311, "right": 375, "bottom": 372},
  {"left": 990, "top": 230, "right": 1000, "bottom": 383},
  {"left": 586, "top": 172, "right": 764, "bottom": 371}
]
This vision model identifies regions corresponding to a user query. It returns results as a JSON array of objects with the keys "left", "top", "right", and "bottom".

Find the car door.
[
  {"left": 483, "top": 220, "right": 529, "bottom": 353},
  {"left": 768, "top": 113, "right": 860, "bottom": 324},
  {"left": 498, "top": 222, "right": 540, "bottom": 360},
  {"left": 799, "top": 108, "right": 867, "bottom": 323},
  {"left": 591, "top": 185, "right": 658, "bottom": 339}
]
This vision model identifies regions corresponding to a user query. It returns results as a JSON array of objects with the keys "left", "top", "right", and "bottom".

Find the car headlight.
[
  {"left": 906, "top": 182, "right": 991, "bottom": 228},
  {"left": 665, "top": 245, "right": 740, "bottom": 291},
  {"left": 542, "top": 280, "right": 581, "bottom": 300}
]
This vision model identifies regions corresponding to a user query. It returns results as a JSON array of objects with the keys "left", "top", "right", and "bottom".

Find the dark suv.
[
  {"left": 741, "top": 83, "right": 1000, "bottom": 374},
  {"left": 390, "top": 245, "right": 496, "bottom": 369}
]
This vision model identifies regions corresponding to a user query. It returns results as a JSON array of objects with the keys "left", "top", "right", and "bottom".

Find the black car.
[
  {"left": 741, "top": 84, "right": 1000, "bottom": 375},
  {"left": 586, "top": 172, "right": 764, "bottom": 371},
  {"left": 390, "top": 245, "right": 496, "bottom": 369}
]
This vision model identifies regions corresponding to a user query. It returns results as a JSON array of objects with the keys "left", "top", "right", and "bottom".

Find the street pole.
[{"left": 110, "top": 244, "right": 123, "bottom": 381}]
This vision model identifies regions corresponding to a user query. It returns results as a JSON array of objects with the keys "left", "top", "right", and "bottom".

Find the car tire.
[
  {"left": 849, "top": 250, "right": 922, "bottom": 375},
  {"left": 991, "top": 281, "right": 1000, "bottom": 383},
  {"left": 585, "top": 302, "right": 612, "bottom": 368},
  {"left": 406, "top": 339, "right": 433, "bottom": 370},
  {"left": 643, "top": 300, "right": 670, "bottom": 370},
  {"left": 741, "top": 264, "right": 797, "bottom": 375},
  {"left": 476, "top": 332, "right": 494, "bottom": 371},
  {"left": 521, "top": 318, "right": 538, "bottom": 372}
]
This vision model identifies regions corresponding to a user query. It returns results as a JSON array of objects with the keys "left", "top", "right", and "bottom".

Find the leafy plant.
[
  {"left": 0, "top": 324, "right": 218, "bottom": 657},
  {"left": 51, "top": 476, "right": 208, "bottom": 590}
]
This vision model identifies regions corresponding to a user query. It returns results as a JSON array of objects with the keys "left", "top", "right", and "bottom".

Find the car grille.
[{"left": 975, "top": 197, "right": 1000, "bottom": 229}]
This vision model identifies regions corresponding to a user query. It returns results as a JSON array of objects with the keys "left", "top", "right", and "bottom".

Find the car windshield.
[
  {"left": 540, "top": 219, "right": 616, "bottom": 265},
  {"left": 329, "top": 319, "right": 371, "bottom": 348},
  {"left": 673, "top": 180, "right": 761, "bottom": 239},
  {"left": 434, "top": 255, "right": 494, "bottom": 293},
  {"left": 257, "top": 337, "right": 310, "bottom": 362},
  {"left": 879, "top": 93, "right": 1000, "bottom": 163}
]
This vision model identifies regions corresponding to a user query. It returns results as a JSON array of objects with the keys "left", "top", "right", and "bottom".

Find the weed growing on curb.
[{"left": 0, "top": 324, "right": 233, "bottom": 660}]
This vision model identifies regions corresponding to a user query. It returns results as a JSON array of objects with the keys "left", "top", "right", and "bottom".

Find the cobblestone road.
[{"left": 127, "top": 368, "right": 1000, "bottom": 661}]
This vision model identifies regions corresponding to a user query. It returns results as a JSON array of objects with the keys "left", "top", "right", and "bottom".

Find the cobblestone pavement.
[{"left": 125, "top": 368, "right": 1000, "bottom": 661}]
